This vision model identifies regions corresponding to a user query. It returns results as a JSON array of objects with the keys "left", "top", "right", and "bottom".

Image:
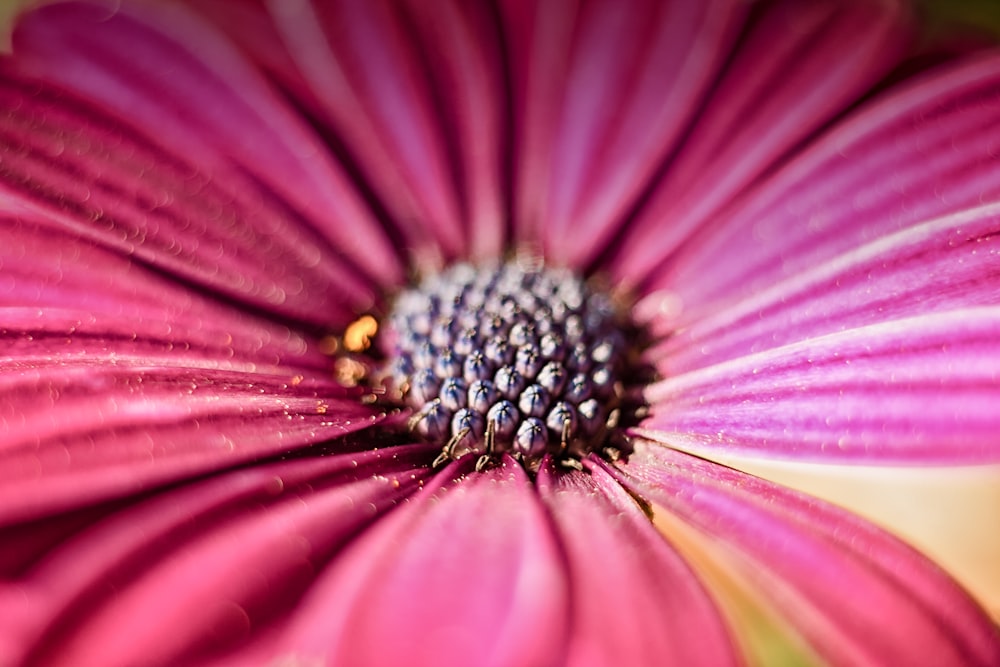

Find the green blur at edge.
[{"left": 919, "top": 0, "right": 1000, "bottom": 40}]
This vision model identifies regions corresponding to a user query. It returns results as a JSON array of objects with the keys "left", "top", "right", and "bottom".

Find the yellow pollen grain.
[
  {"left": 334, "top": 357, "right": 368, "bottom": 386},
  {"left": 344, "top": 315, "right": 378, "bottom": 352}
]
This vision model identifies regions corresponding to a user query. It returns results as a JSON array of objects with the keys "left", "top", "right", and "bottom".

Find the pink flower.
[{"left": 1, "top": 0, "right": 999, "bottom": 665}]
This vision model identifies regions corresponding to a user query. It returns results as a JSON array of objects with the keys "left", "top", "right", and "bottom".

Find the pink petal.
[
  {"left": 0, "top": 503, "right": 122, "bottom": 578},
  {"left": 278, "top": 458, "right": 569, "bottom": 667},
  {"left": 0, "top": 447, "right": 435, "bottom": 667},
  {"left": 612, "top": 0, "right": 912, "bottom": 286},
  {"left": 658, "top": 50, "right": 1000, "bottom": 314},
  {"left": 608, "top": 444, "right": 1000, "bottom": 666},
  {"left": 0, "top": 209, "right": 387, "bottom": 523},
  {"left": 1, "top": 215, "right": 329, "bottom": 367},
  {"left": 642, "top": 306, "right": 1000, "bottom": 464},
  {"left": 265, "top": 0, "right": 468, "bottom": 261},
  {"left": 712, "top": 457, "right": 1000, "bottom": 621},
  {"left": 498, "top": 0, "right": 577, "bottom": 253},
  {"left": 535, "top": 460, "right": 741, "bottom": 667},
  {"left": 0, "top": 353, "right": 384, "bottom": 523},
  {"left": 649, "top": 203, "right": 1000, "bottom": 374},
  {"left": 402, "top": 0, "right": 508, "bottom": 260},
  {"left": 500, "top": 0, "right": 744, "bottom": 263},
  {"left": 6, "top": 1, "right": 402, "bottom": 320}
]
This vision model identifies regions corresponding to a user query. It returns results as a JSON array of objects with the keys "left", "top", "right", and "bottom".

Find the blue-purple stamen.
[{"left": 387, "top": 261, "right": 629, "bottom": 469}]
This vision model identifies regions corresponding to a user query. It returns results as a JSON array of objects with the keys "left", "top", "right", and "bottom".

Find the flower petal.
[
  {"left": 402, "top": 0, "right": 508, "bottom": 260},
  {"left": 6, "top": 1, "right": 402, "bottom": 321},
  {"left": 535, "top": 460, "right": 741, "bottom": 667},
  {"left": 0, "top": 210, "right": 388, "bottom": 522},
  {"left": 657, "top": 49, "right": 1000, "bottom": 314},
  {"left": 610, "top": 443, "right": 1000, "bottom": 666},
  {"left": 612, "top": 0, "right": 912, "bottom": 286},
  {"left": 0, "top": 447, "right": 435, "bottom": 667},
  {"left": 276, "top": 457, "right": 569, "bottom": 667},
  {"left": 1, "top": 215, "right": 329, "bottom": 368},
  {"left": 265, "top": 0, "right": 469, "bottom": 261},
  {"left": 648, "top": 203, "right": 1000, "bottom": 374},
  {"left": 500, "top": 0, "right": 744, "bottom": 265},
  {"left": 642, "top": 305, "right": 1000, "bottom": 464},
  {"left": 702, "top": 456, "right": 1000, "bottom": 620},
  {"left": 0, "top": 362, "right": 383, "bottom": 525}
]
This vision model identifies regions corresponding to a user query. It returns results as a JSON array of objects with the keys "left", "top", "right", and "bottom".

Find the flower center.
[{"left": 381, "top": 260, "right": 636, "bottom": 470}]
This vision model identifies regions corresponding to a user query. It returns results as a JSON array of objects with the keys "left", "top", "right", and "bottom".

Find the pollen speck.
[
  {"left": 334, "top": 357, "right": 368, "bottom": 386},
  {"left": 345, "top": 315, "right": 378, "bottom": 352}
]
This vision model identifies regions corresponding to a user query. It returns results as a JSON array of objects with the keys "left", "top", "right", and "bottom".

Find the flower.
[{"left": 1, "top": 0, "right": 999, "bottom": 665}]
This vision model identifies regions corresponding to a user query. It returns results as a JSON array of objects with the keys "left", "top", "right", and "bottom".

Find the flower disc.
[{"left": 382, "top": 260, "right": 633, "bottom": 467}]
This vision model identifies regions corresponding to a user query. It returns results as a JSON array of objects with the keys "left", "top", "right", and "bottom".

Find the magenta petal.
[
  {"left": 661, "top": 50, "right": 1000, "bottom": 312},
  {"left": 0, "top": 354, "right": 382, "bottom": 523},
  {"left": 643, "top": 306, "right": 1000, "bottom": 464},
  {"left": 609, "top": 444, "right": 1000, "bottom": 666},
  {"left": 402, "top": 0, "right": 508, "bottom": 260},
  {"left": 278, "top": 458, "right": 569, "bottom": 667},
  {"left": 535, "top": 460, "right": 740, "bottom": 667},
  {"left": 0, "top": 448, "right": 435, "bottom": 667},
  {"left": 498, "top": 0, "right": 577, "bottom": 253},
  {"left": 0, "top": 213, "right": 383, "bottom": 523},
  {"left": 266, "top": 0, "right": 468, "bottom": 259},
  {"left": 1, "top": 216, "right": 329, "bottom": 366},
  {"left": 501, "top": 0, "right": 744, "bottom": 266},
  {"left": 6, "top": 1, "right": 403, "bottom": 320},
  {"left": 651, "top": 203, "right": 1000, "bottom": 375},
  {"left": 612, "top": 0, "right": 911, "bottom": 286}
]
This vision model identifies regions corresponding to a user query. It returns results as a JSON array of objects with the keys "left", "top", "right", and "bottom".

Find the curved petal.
[
  {"left": 656, "top": 49, "right": 1000, "bottom": 315},
  {"left": 265, "top": 0, "right": 469, "bottom": 262},
  {"left": 642, "top": 306, "right": 1000, "bottom": 464},
  {"left": 647, "top": 203, "right": 1000, "bottom": 374},
  {"left": 0, "top": 447, "right": 435, "bottom": 667},
  {"left": 536, "top": 460, "right": 741, "bottom": 667},
  {"left": 500, "top": 0, "right": 743, "bottom": 264},
  {"left": 1, "top": 214, "right": 329, "bottom": 369},
  {"left": 5, "top": 0, "right": 402, "bottom": 322},
  {"left": 401, "top": 0, "right": 508, "bottom": 260},
  {"left": 0, "top": 355, "right": 385, "bottom": 524},
  {"left": 0, "top": 208, "right": 388, "bottom": 523},
  {"left": 609, "top": 443, "right": 1000, "bottom": 667},
  {"left": 700, "top": 456, "right": 1000, "bottom": 619},
  {"left": 612, "top": 0, "right": 912, "bottom": 287},
  {"left": 276, "top": 457, "right": 569, "bottom": 667}
]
